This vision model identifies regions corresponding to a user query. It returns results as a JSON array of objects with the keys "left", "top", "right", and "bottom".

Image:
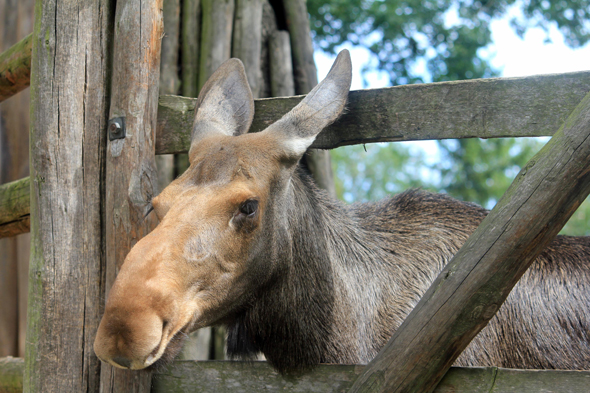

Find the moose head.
[{"left": 94, "top": 50, "right": 352, "bottom": 370}]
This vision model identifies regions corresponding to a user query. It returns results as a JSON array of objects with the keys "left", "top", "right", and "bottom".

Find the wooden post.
[
  {"left": 198, "top": 0, "right": 234, "bottom": 91},
  {"left": 269, "top": 31, "right": 295, "bottom": 98},
  {"left": 24, "top": 0, "right": 113, "bottom": 391},
  {"left": 232, "top": 0, "right": 263, "bottom": 98},
  {"left": 181, "top": 0, "right": 200, "bottom": 98},
  {"left": 100, "top": 0, "right": 163, "bottom": 391},
  {"left": 281, "top": 0, "right": 336, "bottom": 197},
  {"left": 156, "top": 0, "right": 179, "bottom": 192},
  {"left": 349, "top": 91, "right": 590, "bottom": 392}
]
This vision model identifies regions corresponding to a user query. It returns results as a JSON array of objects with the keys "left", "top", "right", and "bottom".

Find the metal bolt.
[
  {"left": 109, "top": 122, "right": 121, "bottom": 134},
  {"left": 108, "top": 117, "right": 126, "bottom": 141}
]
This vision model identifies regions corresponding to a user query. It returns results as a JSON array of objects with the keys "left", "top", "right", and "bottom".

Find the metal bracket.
[{"left": 108, "top": 117, "right": 126, "bottom": 141}]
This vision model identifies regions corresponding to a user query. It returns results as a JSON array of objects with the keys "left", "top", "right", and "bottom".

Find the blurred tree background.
[{"left": 308, "top": 0, "right": 590, "bottom": 235}]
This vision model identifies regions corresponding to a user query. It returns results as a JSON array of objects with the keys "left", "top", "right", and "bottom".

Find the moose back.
[{"left": 94, "top": 50, "right": 590, "bottom": 373}]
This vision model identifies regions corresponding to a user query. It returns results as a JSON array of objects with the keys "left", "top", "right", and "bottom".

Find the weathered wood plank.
[
  {"left": 156, "top": 0, "right": 179, "bottom": 192},
  {"left": 4, "top": 357, "right": 590, "bottom": 393},
  {"left": 156, "top": 71, "right": 590, "bottom": 154},
  {"left": 0, "top": 177, "right": 29, "bottom": 238},
  {"left": 198, "top": 0, "right": 234, "bottom": 91},
  {"left": 349, "top": 91, "right": 590, "bottom": 393},
  {"left": 181, "top": 0, "right": 200, "bottom": 98},
  {"left": 232, "top": 0, "right": 263, "bottom": 98},
  {"left": 100, "top": 0, "right": 163, "bottom": 391},
  {"left": 269, "top": 30, "right": 295, "bottom": 98},
  {"left": 0, "top": 33, "right": 32, "bottom": 103},
  {"left": 150, "top": 361, "right": 590, "bottom": 393},
  {"left": 24, "top": 0, "right": 113, "bottom": 391},
  {"left": 0, "top": 357, "right": 24, "bottom": 393}
]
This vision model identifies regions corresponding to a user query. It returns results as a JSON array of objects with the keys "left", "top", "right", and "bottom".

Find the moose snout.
[{"left": 94, "top": 307, "right": 165, "bottom": 370}]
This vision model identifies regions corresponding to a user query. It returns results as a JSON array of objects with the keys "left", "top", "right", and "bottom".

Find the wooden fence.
[{"left": 1, "top": 0, "right": 590, "bottom": 392}]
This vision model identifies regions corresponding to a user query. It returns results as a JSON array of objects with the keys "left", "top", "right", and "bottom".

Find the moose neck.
[{"left": 227, "top": 167, "right": 387, "bottom": 373}]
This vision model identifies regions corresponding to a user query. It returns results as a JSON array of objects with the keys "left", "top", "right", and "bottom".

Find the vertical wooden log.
[
  {"left": 198, "top": 0, "right": 234, "bottom": 90},
  {"left": 258, "top": 0, "right": 278, "bottom": 99},
  {"left": 100, "top": 0, "right": 163, "bottom": 392},
  {"left": 157, "top": 0, "right": 180, "bottom": 192},
  {"left": 181, "top": 0, "right": 200, "bottom": 98},
  {"left": 281, "top": 0, "right": 335, "bottom": 197},
  {"left": 0, "top": 0, "right": 34, "bottom": 359},
  {"left": 232, "top": 0, "right": 263, "bottom": 98},
  {"left": 24, "top": 0, "right": 113, "bottom": 391},
  {"left": 269, "top": 31, "right": 295, "bottom": 97}
]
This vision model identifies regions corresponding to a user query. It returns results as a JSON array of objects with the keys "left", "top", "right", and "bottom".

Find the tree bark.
[
  {"left": 100, "top": 0, "right": 163, "bottom": 392},
  {"left": 349, "top": 90, "right": 590, "bottom": 392},
  {"left": 24, "top": 0, "right": 113, "bottom": 391}
]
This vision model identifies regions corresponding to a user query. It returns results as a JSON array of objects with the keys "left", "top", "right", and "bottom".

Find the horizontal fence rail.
[
  {"left": 2, "top": 358, "right": 589, "bottom": 393},
  {"left": 152, "top": 361, "right": 590, "bottom": 393},
  {"left": 0, "top": 33, "right": 32, "bottom": 103},
  {"left": 2, "top": 71, "right": 590, "bottom": 238},
  {"left": 157, "top": 71, "right": 590, "bottom": 154},
  {"left": 0, "top": 177, "right": 30, "bottom": 238}
]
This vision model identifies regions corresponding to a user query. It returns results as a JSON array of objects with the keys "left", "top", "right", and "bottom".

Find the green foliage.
[
  {"left": 331, "top": 142, "right": 434, "bottom": 202},
  {"left": 437, "top": 138, "right": 544, "bottom": 208},
  {"left": 308, "top": 0, "right": 590, "bottom": 85}
]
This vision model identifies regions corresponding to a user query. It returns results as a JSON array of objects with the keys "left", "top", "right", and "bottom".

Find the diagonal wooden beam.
[{"left": 348, "top": 90, "right": 590, "bottom": 392}]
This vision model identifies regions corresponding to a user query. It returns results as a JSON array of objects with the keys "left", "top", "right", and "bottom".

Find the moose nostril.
[{"left": 111, "top": 356, "right": 132, "bottom": 369}]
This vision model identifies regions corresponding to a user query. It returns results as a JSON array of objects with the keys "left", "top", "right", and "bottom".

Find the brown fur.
[{"left": 94, "top": 51, "right": 590, "bottom": 373}]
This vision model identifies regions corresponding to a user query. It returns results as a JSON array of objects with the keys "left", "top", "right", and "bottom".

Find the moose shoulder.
[{"left": 94, "top": 50, "right": 590, "bottom": 373}]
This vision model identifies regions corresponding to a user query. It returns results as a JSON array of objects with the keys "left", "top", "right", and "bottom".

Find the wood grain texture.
[
  {"left": 24, "top": 0, "right": 113, "bottom": 392},
  {"left": 150, "top": 361, "right": 590, "bottom": 393},
  {"left": 0, "top": 177, "right": 29, "bottom": 238},
  {"left": 0, "top": 33, "right": 31, "bottom": 103},
  {"left": 232, "top": 0, "right": 263, "bottom": 98},
  {"left": 181, "top": 0, "right": 200, "bottom": 98},
  {"left": 349, "top": 91, "right": 590, "bottom": 393},
  {"left": 269, "top": 30, "right": 295, "bottom": 98},
  {"left": 156, "top": 71, "right": 590, "bottom": 154},
  {"left": 100, "top": 0, "right": 163, "bottom": 392},
  {"left": 198, "top": 0, "right": 234, "bottom": 90}
]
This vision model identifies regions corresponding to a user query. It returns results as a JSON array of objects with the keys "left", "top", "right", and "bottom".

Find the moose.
[{"left": 94, "top": 50, "right": 590, "bottom": 373}]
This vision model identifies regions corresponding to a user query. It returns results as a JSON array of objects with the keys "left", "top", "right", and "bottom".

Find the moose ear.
[
  {"left": 264, "top": 50, "right": 352, "bottom": 160},
  {"left": 190, "top": 58, "right": 255, "bottom": 152}
]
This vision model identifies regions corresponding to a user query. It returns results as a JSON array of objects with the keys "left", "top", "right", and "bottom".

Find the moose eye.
[{"left": 239, "top": 199, "right": 258, "bottom": 216}]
